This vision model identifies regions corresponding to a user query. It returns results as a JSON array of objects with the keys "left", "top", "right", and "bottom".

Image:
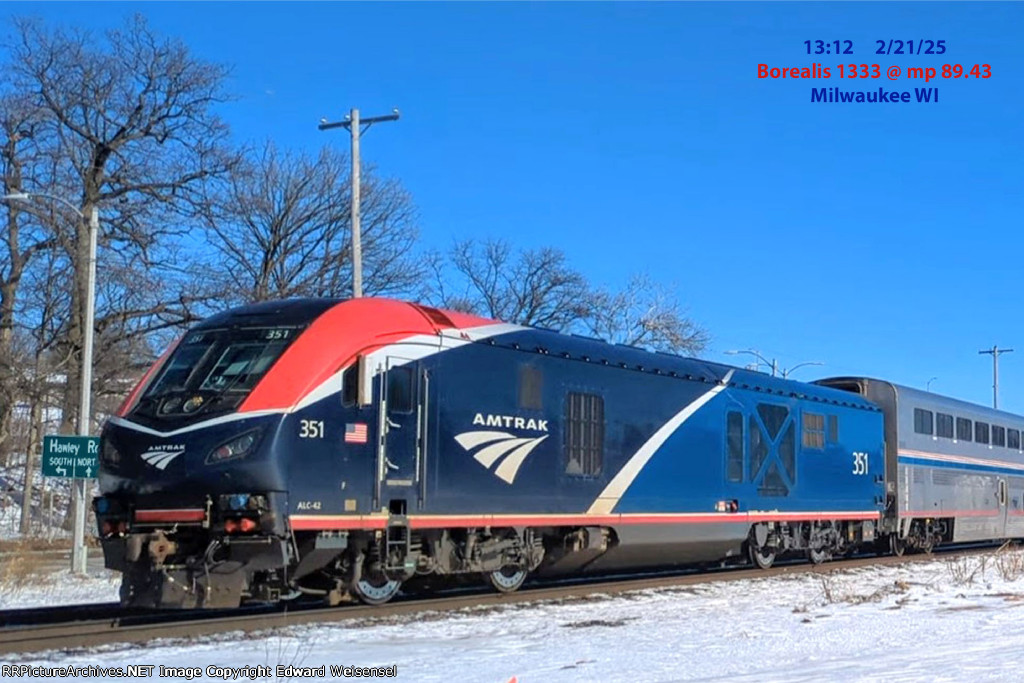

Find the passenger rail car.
[
  {"left": 818, "top": 378, "right": 1024, "bottom": 554},
  {"left": 94, "top": 298, "right": 886, "bottom": 608}
]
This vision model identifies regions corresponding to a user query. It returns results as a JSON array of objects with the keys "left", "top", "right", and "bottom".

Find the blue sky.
[{"left": 4, "top": 2, "right": 1022, "bottom": 411}]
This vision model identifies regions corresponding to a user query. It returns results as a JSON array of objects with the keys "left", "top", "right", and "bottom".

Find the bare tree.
[
  {"left": 431, "top": 239, "right": 591, "bottom": 328},
  {"left": 431, "top": 239, "right": 708, "bottom": 354},
  {"left": 0, "top": 92, "right": 58, "bottom": 463},
  {"left": 5, "top": 14, "right": 237, "bottom": 432},
  {"left": 586, "top": 274, "right": 708, "bottom": 354},
  {"left": 200, "top": 141, "right": 423, "bottom": 303}
]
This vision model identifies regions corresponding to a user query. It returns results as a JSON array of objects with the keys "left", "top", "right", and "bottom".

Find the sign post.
[{"left": 42, "top": 435, "right": 99, "bottom": 573}]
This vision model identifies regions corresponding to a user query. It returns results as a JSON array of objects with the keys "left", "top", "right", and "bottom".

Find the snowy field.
[
  {"left": 6, "top": 549, "right": 1024, "bottom": 682},
  {"left": 0, "top": 561, "right": 119, "bottom": 610}
]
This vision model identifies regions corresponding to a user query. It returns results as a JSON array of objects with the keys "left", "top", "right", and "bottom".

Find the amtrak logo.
[
  {"left": 455, "top": 430, "right": 549, "bottom": 484},
  {"left": 140, "top": 445, "right": 186, "bottom": 470},
  {"left": 472, "top": 413, "right": 548, "bottom": 431}
]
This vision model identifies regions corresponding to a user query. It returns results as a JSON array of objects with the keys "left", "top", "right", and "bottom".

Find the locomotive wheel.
[
  {"left": 748, "top": 543, "right": 776, "bottom": 570},
  {"left": 807, "top": 547, "right": 830, "bottom": 565},
  {"left": 351, "top": 571, "right": 402, "bottom": 605},
  {"left": 890, "top": 536, "right": 906, "bottom": 557},
  {"left": 487, "top": 566, "right": 527, "bottom": 593}
]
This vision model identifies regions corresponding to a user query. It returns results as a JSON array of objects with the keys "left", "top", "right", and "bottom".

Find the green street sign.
[{"left": 41, "top": 436, "right": 100, "bottom": 479}]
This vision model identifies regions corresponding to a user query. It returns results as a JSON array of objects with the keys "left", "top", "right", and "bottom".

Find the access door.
[
  {"left": 997, "top": 477, "right": 1009, "bottom": 537},
  {"left": 376, "top": 357, "right": 429, "bottom": 507}
]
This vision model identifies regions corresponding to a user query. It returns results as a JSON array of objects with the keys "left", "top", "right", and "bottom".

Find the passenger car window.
[{"left": 913, "top": 408, "right": 934, "bottom": 435}]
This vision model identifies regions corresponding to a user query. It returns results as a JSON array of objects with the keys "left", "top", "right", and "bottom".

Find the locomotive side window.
[
  {"left": 802, "top": 413, "right": 825, "bottom": 449},
  {"left": 342, "top": 365, "right": 358, "bottom": 407},
  {"left": 778, "top": 422, "right": 796, "bottom": 486},
  {"left": 975, "top": 421, "right": 990, "bottom": 444},
  {"left": 913, "top": 408, "right": 934, "bottom": 435},
  {"left": 1009, "top": 428, "right": 1021, "bottom": 450},
  {"left": 387, "top": 366, "right": 414, "bottom": 414},
  {"left": 518, "top": 365, "right": 543, "bottom": 410},
  {"left": 565, "top": 392, "right": 603, "bottom": 476},
  {"left": 936, "top": 413, "right": 954, "bottom": 439},
  {"left": 827, "top": 415, "right": 838, "bottom": 443},
  {"left": 993, "top": 425, "right": 1006, "bottom": 448},
  {"left": 757, "top": 404, "right": 789, "bottom": 440},
  {"left": 749, "top": 415, "right": 768, "bottom": 478},
  {"left": 726, "top": 412, "right": 744, "bottom": 482},
  {"left": 956, "top": 417, "right": 972, "bottom": 441}
]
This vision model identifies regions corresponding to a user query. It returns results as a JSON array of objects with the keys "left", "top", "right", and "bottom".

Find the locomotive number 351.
[
  {"left": 299, "top": 419, "right": 325, "bottom": 439},
  {"left": 851, "top": 451, "right": 869, "bottom": 475}
]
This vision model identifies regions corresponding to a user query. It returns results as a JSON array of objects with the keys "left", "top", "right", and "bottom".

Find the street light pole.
[
  {"left": 926, "top": 377, "right": 938, "bottom": 392},
  {"left": 2, "top": 192, "right": 96, "bottom": 575},
  {"left": 781, "top": 361, "right": 825, "bottom": 379},
  {"left": 71, "top": 204, "right": 98, "bottom": 575},
  {"left": 725, "top": 349, "right": 777, "bottom": 377},
  {"left": 979, "top": 346, "right": 1013, "bottom": 409},
  {"left": 318, "top": 108, "right": 400, "bottom": 298}
]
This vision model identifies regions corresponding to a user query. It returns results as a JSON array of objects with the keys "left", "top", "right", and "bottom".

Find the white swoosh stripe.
[
  {"left": 473, "top": 437, "right": 534, "bottom": 468},
  {"left": 494, "top": 435, "right": 549, "bottom": 484},
  {"left": 109, "top": 411, "right": 281, "bottom": 438},
  {"left": 144, "top": 452, "right": 182, "bottom": 469},
  {"left": 587, "top": 370, "right": 734, "bottom": 515},
  {"left": 294, "top": 324, "right": 526, "bottom": 411},
  {"left": 454, "top": 431, "right": 515, "bottom": 450}
]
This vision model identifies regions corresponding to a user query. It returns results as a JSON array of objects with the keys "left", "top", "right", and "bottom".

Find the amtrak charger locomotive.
[{"left": 92, "top": 298, "right": 1024, "bottom": 607}]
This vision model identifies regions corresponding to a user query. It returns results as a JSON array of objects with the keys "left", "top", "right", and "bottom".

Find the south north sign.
[{"left": 41, "top": 436, "right": 100, "bottom": 479}]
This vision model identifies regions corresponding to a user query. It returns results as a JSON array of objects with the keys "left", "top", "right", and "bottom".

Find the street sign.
[{"left": 41, "top": 435, "right": 100, "bottom": 479}]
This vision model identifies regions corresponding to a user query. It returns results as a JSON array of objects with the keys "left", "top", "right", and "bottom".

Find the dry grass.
[
  {"left": 2, "top": 537, "right": 75, "bottom": 553},
  {"left": 0, "top": 550, "right": 53, "bottom": 588},
  {"left": 946, "top": 555, "right": 990, "bottom": 586},
  {"left": 994, "top": 543, "right": 1024, "bottom": 581},
  {"left": 818, "top": 574, "right": 911, "bottom": 605}
]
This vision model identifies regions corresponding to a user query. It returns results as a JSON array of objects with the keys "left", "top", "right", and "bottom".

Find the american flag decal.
[{"left": 344, "top": 422, "right": 368, "bottom": 444}]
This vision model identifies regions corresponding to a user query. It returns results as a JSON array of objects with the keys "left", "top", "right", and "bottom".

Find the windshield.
[{"left": 144, "top": 327, "right": 298, "bottom": 401}]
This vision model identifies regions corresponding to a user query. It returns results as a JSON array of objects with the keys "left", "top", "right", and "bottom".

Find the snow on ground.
[
  {"left": 0, "top": 561, "right": 120, "bottom": 609},
  {"left": 8, "top": 550, "right": 1024, "bottom": 682}
]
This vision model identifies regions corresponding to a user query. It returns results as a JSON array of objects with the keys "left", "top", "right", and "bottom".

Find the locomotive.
[{"left": 92, "top": 297, "right": 1022, "bottom": 608}]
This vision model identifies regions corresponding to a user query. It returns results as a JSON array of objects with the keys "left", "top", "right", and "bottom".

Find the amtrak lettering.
[
  {"left": 471, "top": 413, "right": 548, "bottom": 432},
  {"left": 457, "top": 414, "right": 550, "bottom": 484},
  {"left": 140, "top": 444, "right": 186, "bottom": 470}
]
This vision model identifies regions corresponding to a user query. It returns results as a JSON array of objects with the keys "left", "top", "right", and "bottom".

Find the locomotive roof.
[
  {"left": 193, "top": 297, "right": 878, "bottom": 413},
  {"left": 475, "top": 320, "right": 879, "bottom": 412},
  {"left": 194, "top": 298, "right": 343, "bottom": 329}
]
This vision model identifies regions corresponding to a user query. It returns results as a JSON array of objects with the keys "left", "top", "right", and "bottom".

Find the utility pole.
[
  {"left": 318, "top": 108, "right": 400, "bottom": 298},
  {"left": 72, "top": 204, "right": 99, "bottom": 575},
  {"left": 979, "top": 345, "right": 1013, "bottom": 409}
]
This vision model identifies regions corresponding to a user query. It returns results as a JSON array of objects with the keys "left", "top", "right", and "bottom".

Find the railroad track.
[{"left": 0, "top": 546, "right": 999, "bottom": 658}]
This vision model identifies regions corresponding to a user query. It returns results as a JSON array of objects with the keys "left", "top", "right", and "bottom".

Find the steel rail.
[{"left": 1, "top": 547, "right": 995, "bottom": 657}]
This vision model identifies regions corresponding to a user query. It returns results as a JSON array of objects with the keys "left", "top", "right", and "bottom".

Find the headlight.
[
  {"left": 217, "top": 493, "right": 268, "bottom": 511},
  {"left": 206, "top": 429, "right": 261, "bottom": 465}
]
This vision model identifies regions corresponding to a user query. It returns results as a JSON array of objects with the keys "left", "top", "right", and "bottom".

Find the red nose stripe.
[
  {"left": 240, "top": 298, "right": 495, "bottom": 413},
  {"left": 134, "top": 508, "right": 206, "bottom": 523}
]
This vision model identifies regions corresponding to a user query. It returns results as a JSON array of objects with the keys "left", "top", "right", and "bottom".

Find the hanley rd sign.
[{"left": 41, "top": 435, "right": 100, "bottom": 479}]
